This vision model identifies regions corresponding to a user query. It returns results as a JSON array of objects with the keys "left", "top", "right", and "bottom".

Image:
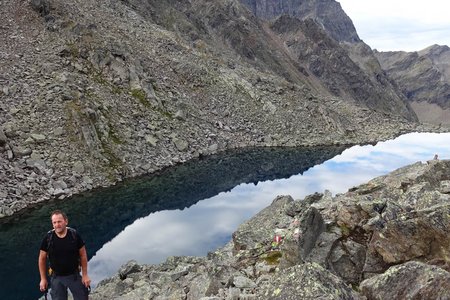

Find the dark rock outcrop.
[{"left": 91, "top": 159, "right": 450, "bottom": 299}]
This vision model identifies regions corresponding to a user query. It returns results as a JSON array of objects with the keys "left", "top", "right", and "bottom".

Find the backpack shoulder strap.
[
  {"left": 46, "top": 227, "right": 78, "bottom": 252},
  {"left": 67, "top": 227, "right": 78, "bottom": 244},
  {"left": 46, "top": 229, "right": 55, "bottom": 252}
]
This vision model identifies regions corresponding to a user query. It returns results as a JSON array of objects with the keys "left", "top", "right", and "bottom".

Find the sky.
[{"left": 338, "top": 0, "right": 450, "bottom": 51}]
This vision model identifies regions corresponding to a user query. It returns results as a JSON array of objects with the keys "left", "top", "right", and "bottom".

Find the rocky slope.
[
  {"left": 91, "top": 159, "right": 450, "bottom": 299},
  {"left": 375, "top": 45, "right": 450, "bottom": 125},
  {"left": 0, "top": 0, "right": 439, "bottom": 219},
  {"left": 239, "top": 0, "right": 417, "bottom": 119}
]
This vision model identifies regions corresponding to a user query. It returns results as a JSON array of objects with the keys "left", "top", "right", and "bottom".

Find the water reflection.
[
  {"left": 89, "top": 132, "right": 450, "bottom": 287},
  {"left": 0, "top": 145, "right": 345, "bottom": 300},
  {"left": 1, "top": 132, "right": 449, "bottom": 299},
  {"left": 90, "top": 133, "right": 450, "bottom": 286}
]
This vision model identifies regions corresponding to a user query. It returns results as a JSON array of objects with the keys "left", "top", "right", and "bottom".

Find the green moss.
[
  {"left": 109, "top": 127, "right": 123, "bottom": 144},
  {"left": 92, "top": 71, "right": 110, "bottom": 86},
  {"left": 100, "top": 139, "right": 126, "bottom": 181},
  {"left": 131, "top": 88, "right": 150, "bottom": 107},
  {"left": 351, "top": 283, "right": 360, "bottom": 292},
  {"left": 262, "top": 250, "right": 282, "bottom": 265},
  {"left": 66, "top": 42, "right": 80, "bottom": 58},
  {"left": 339, "top": 224, "right": 351, "bottom": 237},
  {"left": 156, "top": 107, "right": 174, "bottom": 119},
  {"left": 64, "top": 101, "right": 84, "bottom": 144}
]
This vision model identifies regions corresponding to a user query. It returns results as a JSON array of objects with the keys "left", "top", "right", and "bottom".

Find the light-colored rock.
[
  {"left": 30, "top": 133, "right": 46, "bottom": 143},
  {"left": 72, "top": 161, "right": 85, "bottom": 174},
  {"left": 360, "top": 261, "right": 450, "bottom": 300}
]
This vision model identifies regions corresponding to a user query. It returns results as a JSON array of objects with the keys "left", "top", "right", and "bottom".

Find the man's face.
[{"left": 51, "top": 214, "right": 68, "bottom": 234}]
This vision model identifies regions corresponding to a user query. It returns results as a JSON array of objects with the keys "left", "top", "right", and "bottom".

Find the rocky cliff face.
[
  {"left": 0, "top": 0, "right": 433, "bottom": 218},
  {"left": 240, "top": 0, "right": 360, "bottom": 43},
  {"left": 375, "top": 45, "right": 450, "bottom": 125},
  {"left": 91, "top": 159, "right": 450, "bottom": 299},
  {"left": 239, "top": 0, "right": 416, "bottom": 120}
]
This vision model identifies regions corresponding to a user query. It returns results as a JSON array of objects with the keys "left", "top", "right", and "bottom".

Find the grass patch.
[
  {"left": 109, "top": 127, "right": 123, "bottom": 144},
  {"left": 131, "top": 88, "right": 150, "bottom": 107},
  {"left": 339, "top": 223, "right": 351, "bottom": 237},
  {"left": 262, "top": 250, "right": 282, "bottom": 265}
]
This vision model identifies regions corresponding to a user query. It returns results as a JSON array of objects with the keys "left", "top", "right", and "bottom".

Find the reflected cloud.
[{"left": 89, "top": 133, "right": 450, "bottom": 287}]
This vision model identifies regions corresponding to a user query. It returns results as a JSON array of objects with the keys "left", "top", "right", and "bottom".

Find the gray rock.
[
  {"left": 7, "top": 148, "right": 14, "bottom": 160},
  {"left": 30, "top": 0, "right": 50, "bottom": 16},
  {"left": 360, "top": 261, "right": 450, "bottom": 300},
  {"left": 207, "top": 143, "right": 219, "bottom": 153},
  {"left": 26, "top": 157, "right": 47, "bottom": 172},
  {"left": 54, "top": 127, "right": 65, "bottom": 136},
  {"left": 72, "top": 161, "right": 85, "bottom": 174},
  {"left": 256, "top": 262, "right": 361, "bottom": 299},
  {"left": 440, "top": 180, "right": 450, "bottom": 194},
  {"left": 3, "top": 122, "right": 18, "bottom": 138},
  {"left": 170, "top": 269, "right": 189, "bottom": 281},
  {"left": 12, "top": 146, "right": 32, "bottom": 157},
  {"left": 233, "top": 195, "right": 293, "bottom": 251},
  {"left": 145, "top": 135, "right": 158, "bottom": 147},
  {"left": 175, "top": 109, "right": 186, "bottom": 120},
  {"left": 47, "top": 187, "right": 65, "bottom": 197},
  {"left": 82, "top": 176, "right": 93, "bottom": 185},
  {"left": 232, "top": 275, "right": 256, "bottom": 288},
  {"left": 52, "top": 180, "right": 68, "bottom": 190},
  {"left": 298, "top": 206, "right": 325, "bottom": 260},
  {"left": 173, "top": 138, "right": 189, "bottom": 151},
  {"left": 30, "top": 133, "right": 46, "bottom": 143},
  {"left": 0, "top": 128, "right": 7, "bottom": 146},
  {"left": 119, "top": 260, "right": 143, "bottom": 280}
]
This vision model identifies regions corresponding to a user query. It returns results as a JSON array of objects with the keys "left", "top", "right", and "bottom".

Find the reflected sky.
[{"left": 89, "top": 132, "right": 450, "bottom": 286}]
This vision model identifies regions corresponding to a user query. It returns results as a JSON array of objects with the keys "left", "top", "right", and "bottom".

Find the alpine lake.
[{"left": 1, "top": 132, "right": 450, "bottom": 300}]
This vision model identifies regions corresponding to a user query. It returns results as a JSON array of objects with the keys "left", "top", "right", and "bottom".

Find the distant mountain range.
[{"left": 241, "top": 0, "right": 450, "bottom": 125}]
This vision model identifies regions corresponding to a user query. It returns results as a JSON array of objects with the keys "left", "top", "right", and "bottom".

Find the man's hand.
[
  {"left": 82, "top": 274, "right": 91, "bottom": 288},
  {"left": 39, "top": 278, "right": 48, "bottom": 292}
]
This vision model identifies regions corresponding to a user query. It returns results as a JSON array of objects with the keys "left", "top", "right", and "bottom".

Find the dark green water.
[{"left": 0, "top": 145, "right": 346, "bottom": 300}]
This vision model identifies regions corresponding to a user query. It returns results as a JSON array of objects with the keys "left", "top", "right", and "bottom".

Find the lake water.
[{"left": 1, "top": 132, "right": 449, "bottom": 300}]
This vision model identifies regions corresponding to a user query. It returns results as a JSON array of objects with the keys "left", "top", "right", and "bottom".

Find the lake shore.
[{"left": 91, "top": 158, "right": 450, "bottom": 299}]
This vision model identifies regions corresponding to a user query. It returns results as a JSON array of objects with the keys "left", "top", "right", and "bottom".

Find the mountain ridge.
[
  {"left": 375, "top": 44, "right": 450, "bottom": 125},
  {"left": 0, "top": 0, "right": 441, "bottom": 218}
]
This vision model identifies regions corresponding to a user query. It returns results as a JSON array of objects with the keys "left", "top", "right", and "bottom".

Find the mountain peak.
[{"left": 240, "top": 0, "right": 360, "bottom": 42}]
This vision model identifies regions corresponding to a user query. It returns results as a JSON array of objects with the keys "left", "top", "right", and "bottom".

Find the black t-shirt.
[{"left": 40, "top": 229, "right": 85, "bottom": 276}]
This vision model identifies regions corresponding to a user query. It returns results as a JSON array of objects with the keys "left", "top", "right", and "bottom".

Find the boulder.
[
  {"left": 360, "top": 261, "right": 450, "bottom": 299},
  {"left": 256, "top": 262, "right": 361, "bottom": 299},
  {"left": 30, "top": 0, "right": 50, "bottom": 16}
]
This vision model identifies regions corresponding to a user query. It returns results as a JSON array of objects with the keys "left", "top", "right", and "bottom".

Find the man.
[{"left": 38, "top": 210, "right": 91, "bottom": 300}]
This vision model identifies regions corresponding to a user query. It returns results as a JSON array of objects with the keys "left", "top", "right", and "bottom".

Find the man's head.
[{"left": 50, "top": 210, "right": 68, "bottom": 234}]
